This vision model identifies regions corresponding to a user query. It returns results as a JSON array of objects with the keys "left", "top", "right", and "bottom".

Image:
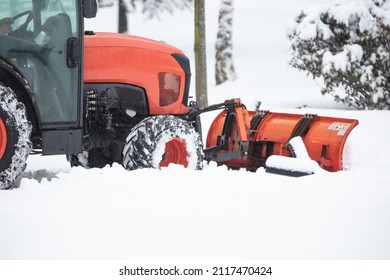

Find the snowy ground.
[{"left": 1, "top": 0, "right": 389, "bottom": 260}]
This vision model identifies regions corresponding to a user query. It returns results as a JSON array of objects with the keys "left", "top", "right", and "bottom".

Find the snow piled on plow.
[
  {"left": 265, "top": 137, "right": 322, "bottom": 176},
  {"left": 0, "top": 0, "right": 390, "bottom": 260}
]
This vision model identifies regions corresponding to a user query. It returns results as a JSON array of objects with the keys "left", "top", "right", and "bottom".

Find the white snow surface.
[{"left": 1, "top": 0, "right": 390, "bottom": 260}]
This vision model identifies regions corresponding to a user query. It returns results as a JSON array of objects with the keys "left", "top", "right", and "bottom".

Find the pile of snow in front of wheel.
[
  {"left": 79, "top": 152, "right": 89, "bottom": 165},
  {"left": 151, "top": 129, "right": 204, "bottom": 170}
]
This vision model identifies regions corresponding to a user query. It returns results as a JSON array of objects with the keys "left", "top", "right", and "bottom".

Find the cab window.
[{"left": 0, "top": 0, "right": 81, "bottom": 125}]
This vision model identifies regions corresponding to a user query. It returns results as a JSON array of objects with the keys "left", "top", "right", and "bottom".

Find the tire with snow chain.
[
  {"left": 0, "top": 84, "right": 32, "bottom": 189},
  {"left": 122, "top": 115, "right": 203, "bottom": 170}
]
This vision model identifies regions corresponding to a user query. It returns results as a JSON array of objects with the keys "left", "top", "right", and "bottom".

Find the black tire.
[
  {"left": 0, "top": 84, "right": 32, "bottom": 189},
  {"left": 123, "top": 115, "right": 203, "bottom": 170}
]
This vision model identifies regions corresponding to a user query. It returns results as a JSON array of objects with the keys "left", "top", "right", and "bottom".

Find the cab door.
[
  {"left": 36, "top": 0, "right": 85, "bottom": 154},
  {"left": 33, "top": 0, "right": 82, "bottom": 127},
  {"left": 0, "top": 0, "right": 85, "bottom": 154}
]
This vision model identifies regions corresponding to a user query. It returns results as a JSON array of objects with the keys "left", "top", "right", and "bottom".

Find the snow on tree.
[
  {"left": 131, "top": 0, "right": 193, "bottom": 20},
  {"left": 98, "top": 1, "right": 193, "bottom": 32},
  {"left": 98, "top": 0, "right": 114, "bottom": 7},
  {"left": 288, "top": 0, "right": 390, "bottom": 110},
  {"left": 215, "top": 0, "right": 236, "bottom": 85}
]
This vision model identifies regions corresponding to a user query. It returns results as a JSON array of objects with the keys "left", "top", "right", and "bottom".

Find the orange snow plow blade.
[{"left": 205, "top": 99, "right": 358, "bottom": 173}]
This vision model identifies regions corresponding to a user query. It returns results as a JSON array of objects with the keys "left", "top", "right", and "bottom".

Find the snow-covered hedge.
[{"left": 288, "top": 0, "right": 390, "bottom": 110}]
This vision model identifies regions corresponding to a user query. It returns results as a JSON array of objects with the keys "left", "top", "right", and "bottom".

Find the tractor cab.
[{"left": 0, "top": 0, "right": 96, "bottom": 153}]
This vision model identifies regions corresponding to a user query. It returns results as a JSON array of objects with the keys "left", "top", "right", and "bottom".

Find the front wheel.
[
  {"left": 0, "top": 84, "right": 32, "bottom": 189},
  {"left": 122, "top": 115, "right": 203, "bottom": 170}
]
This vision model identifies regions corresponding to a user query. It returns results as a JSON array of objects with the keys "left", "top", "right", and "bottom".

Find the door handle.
[{"left": 66, "top": 37, "right": 79, "bottom": 68}]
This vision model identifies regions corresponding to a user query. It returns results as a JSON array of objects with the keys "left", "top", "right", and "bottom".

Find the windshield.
[
  {"left": 0, "top": 1, "right": 33, "bottom": 35},
  {"left": 0, "top": 0, "right": 81, "bottom": 125},
  {"left": 0, "top": 0, "right": 78, "bottom": 36}
]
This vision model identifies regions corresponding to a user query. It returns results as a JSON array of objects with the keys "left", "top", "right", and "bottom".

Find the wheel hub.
[
  {"left": 0, "top": 118, "right": 7, "bottom": 160},
  {"left": 160, "top": 137, "right": 189, "bottom": 168}
]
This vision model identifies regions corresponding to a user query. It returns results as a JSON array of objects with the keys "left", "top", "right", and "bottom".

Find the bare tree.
[
  {"left": 98, "top": 0, "right": 192, "bottom": 33},
  {"left": 194, "top": 0, "right": 208, "bottom": 109},
  {"left": 98, "top": 0, "right": 114, "bottom": 7},
  {"left": 119, "top": 0, "right": 128, "bottom": 33},
  {"left": 140, "top": 0, "right": 192, "bottom": 19},
  {"left": 215, "top": 0, "right": 236, "bottom": 85}
]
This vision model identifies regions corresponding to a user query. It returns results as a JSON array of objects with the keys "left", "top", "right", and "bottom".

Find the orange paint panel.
[
  {"left": 84, "top": 33, "right": 188, "bottom": 115},
  {"left": 206, "top": 110, "right": 227, "bottom": 148},
  {"left": 253, "top": 113, "right": 302, "bottom": 143},
  {"left": 303, "top": 117, "right": 358, "bottom": 171}
]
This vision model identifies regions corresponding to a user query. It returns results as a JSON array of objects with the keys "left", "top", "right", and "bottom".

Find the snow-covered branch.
[{"left": 288, "top": 0, "right": 390, "bottom": 110}]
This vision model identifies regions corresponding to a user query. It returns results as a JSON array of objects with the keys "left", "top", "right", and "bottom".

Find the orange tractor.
[{"left": 0, "top": 0, "right": 357, "bottom": 189}]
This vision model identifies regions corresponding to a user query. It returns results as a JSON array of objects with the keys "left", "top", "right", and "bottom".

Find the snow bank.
[{"left": 0, "top": 0, "right": 389, "bottom": 261}]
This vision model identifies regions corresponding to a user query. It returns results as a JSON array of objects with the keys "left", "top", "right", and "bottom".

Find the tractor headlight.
[{"left": 158, "top": 72, "right": 181, "bottom": 107}]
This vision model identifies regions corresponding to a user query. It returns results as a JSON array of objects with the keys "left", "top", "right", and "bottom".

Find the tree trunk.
[
  {"left": 119, "top": 0, "right": 128, "bottom": 33},
  {"left": 194, "top": 0, "right": 208, "bottom": 109},
  {"left": 215, "top": 0, "right": 236, "bottom": 85}
]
